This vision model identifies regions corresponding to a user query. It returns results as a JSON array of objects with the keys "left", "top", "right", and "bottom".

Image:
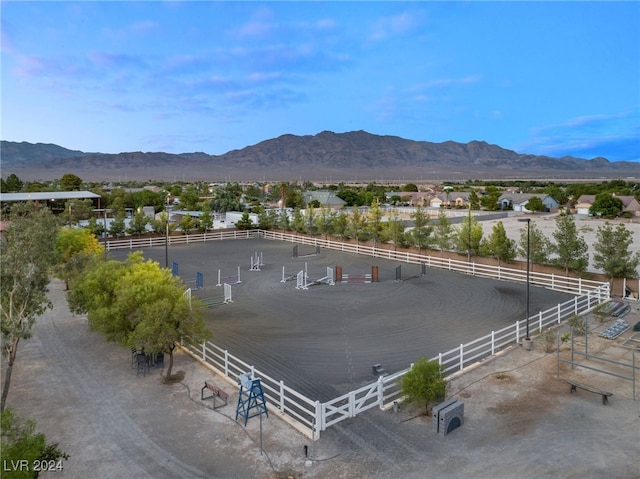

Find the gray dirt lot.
[
  {"left": 5, "top": 238, "right": 639, "bottom": 479},
  {"left": 112, "top": 238, "right": 575, "bottom": 401}
]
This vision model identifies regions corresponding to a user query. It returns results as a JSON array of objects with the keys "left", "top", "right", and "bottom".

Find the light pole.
[
  {"left": 92, "top": 208, "right": 111, "bottom": 261},
  {"left": 518, "top": 218, "right": 531, "bottom": 348}
]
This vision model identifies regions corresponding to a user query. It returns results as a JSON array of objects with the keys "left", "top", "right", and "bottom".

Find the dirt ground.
[{"left": 3, "top": 240, "right": 639, "bottom": 479}]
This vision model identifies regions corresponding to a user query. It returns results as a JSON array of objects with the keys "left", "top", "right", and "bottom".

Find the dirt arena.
[{"left": 112, "top": 238, "right": 575, "bottom": 402}]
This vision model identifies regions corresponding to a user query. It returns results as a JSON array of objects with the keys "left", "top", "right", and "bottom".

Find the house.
[
  {"left": 431, "top": 191, "right": 471, "bottom": 209},
  {"left": 498, "top": 193, "right": 559, "bottom": 213},
  {"left": 302, "top": 191, "right": 346, "bottom": 210},
  {"left": 575, "top": 194, "right": 640, "bottom": 217},
  {"left": 385, "top": 191, "right": 433, "bottom": 206}
]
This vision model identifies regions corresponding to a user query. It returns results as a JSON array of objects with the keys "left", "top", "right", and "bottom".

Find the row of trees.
[
  {"left": 1, "top": 204, "right": 69, "bottom": 474},
  {"left": 248, "top": 203, "right": 640, "bottom": 281}
]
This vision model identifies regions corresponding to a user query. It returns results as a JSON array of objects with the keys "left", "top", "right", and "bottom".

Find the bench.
[
  {"left": 201, "top": 381, "right": 229, "bottom": 409},
  {"left": 567, "top": 379, "right": 613, "bottom": 405}
]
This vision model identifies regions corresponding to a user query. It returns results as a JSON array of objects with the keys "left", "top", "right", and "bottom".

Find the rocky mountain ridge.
[{"left": 2, "top": 131, "right": 638, "bottom": 181}]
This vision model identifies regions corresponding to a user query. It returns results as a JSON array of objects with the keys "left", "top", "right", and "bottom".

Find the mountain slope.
[{"left": 2, "top": 131, "right": 638, "bottom": 181}]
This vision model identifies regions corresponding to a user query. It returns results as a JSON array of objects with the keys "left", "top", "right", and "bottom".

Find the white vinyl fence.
[{"left": 107, "top": 229, "right": 611, "bottom": 439}]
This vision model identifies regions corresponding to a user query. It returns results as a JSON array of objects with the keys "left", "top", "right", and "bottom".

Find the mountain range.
[{"left": 2, "top": 130, "right": 639, "bottom": 182}]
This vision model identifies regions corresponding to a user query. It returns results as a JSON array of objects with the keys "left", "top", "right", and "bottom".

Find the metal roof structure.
[{"left": 0, "top": 191, "right": 101, "bottom": 203}]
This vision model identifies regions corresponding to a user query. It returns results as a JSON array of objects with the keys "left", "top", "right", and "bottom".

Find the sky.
[{"left": 2, "top": 1, "right": 639, "bottom": 162}]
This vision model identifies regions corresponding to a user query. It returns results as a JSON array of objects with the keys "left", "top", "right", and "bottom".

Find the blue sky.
[{"left": 2, "top": 1, "right": 639, "bottom": 161}]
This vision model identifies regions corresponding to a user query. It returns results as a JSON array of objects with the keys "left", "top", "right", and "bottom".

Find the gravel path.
[
  {"left": 5, "top": 237, "right": 637, "bottom": 479},
  {"left": 6, "top": 279, "right": 638, "bottom": 478}
]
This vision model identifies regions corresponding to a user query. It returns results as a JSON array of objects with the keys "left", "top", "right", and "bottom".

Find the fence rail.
[{"left": 109, "top": 229, "right": 611, "bottom": 438}]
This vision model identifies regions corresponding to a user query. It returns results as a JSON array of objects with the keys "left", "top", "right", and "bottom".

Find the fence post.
[
  {"left": 574, "top": 296, "right": 579, "bottom": 315},
  {"left": 459, "top": 344, "right": 464, "bottom": 371},
  {"left": 224, "top": 350, "right": 229, "bottom": 377},
  {"left": 539, "top": 311, "right": 543, "bottom": 332},
  {"left": 349, "top": 391, "right": 356, "bottom": 418},
  {"left": 315, "top": 401, "right": 323, "bottom": 435},
  {"left": 557, "top": 304, "right": 562, "bottom": 324},
  {"left": 516, "top": 322, "right": 520, "bottom": 343},
  {"left": 491, "top": 331, "right": 495, "bottom": 356},
  {"left": 377, "top": 375, "right": 385, "bottom": 408},
  {"left": 202, "top": 341, "right": 206, "bottom": 360}
]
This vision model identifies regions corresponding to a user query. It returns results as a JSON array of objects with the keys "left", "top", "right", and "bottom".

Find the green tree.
[
  {"left": 2, "top": 174, "right": 24, "bottom": 193},
  {"left": 589, "top": 193, "right": 624, "bottom": 219},
  {"left": 54, "top": 227, "right": 104, "bottom": 289},
  {"left": 468, "top": 190, "right": 481, "bottom": 210},
  {"left": 593, "top": 222, "right": 640, "bottom": 284},
  {"left": 433, "top": 210, "right": 453, "bottom": 257},
  {"left": 401, "top": 183, "right": 418, "bottom": 192},
  {"left": 314, "top": 208, "right": 334, "bottom": 239},
  {"left": 348, "top": 207, "right": 369, "bottom": 242},
  {"left": 481, "top": 221, "right": 516, "bottom": 266},
  {"left": 179, "top": 187, "right": 200, "bottom": 211},
  {"left": 518, "top": 221, "right": 551, "bottom": 265},
  {"left": 525, "top": 196, "right": 546, "bottom": 213},
  {"left": 276, "top": 209, "right": 291, "bottom": 230},
  {"left": 401, "top": 357, "right": 446, "bottom": 415},
  {"left": 367, "top": 199, "right": 384, "bottom": 247},
  {"left": 383, "top": 210, "right": 407, "bottom": 250},
  {"left": 550, "top": 213, "right": 589, "bottom": 275},
  {"left": 211, "top": 183, "right": 242, "bottom": 213},
  {"left": 1, "top": 203, "right": 59, "bottom": 411},
  {"left": 408, "top": 206, "right": 432, "bottom": 253},
  {"left": 235, "top": 211, "right": 254, "bottom": 230},
  {"left": 545, "top": 184, "right": 568, "bottom": 206},
  {"left": 127, "top": 210, "right": 149, "bottom": 237},
  {"left": 69, "top": 252, "right": 210, "bottom": 378},
  {"left": 1, "top": 408, "right": 69, "bottom": 478},
  {"left": 332, "top": 210, "right": 349, "bottom": 238},
  {"left": 86, "top": 216, "right": 105, "bottom": 238},
  {"left": 108, "top": 214, "right": 126, "bottom": 238},
  {"left": 455, "top": 209, "right": 484, "bottom": 261},
  {"left": 291, "top": 208, "right": 306, "bottom": 233},
  {"left": 199, "top": 203, "right": 213, "bottom": 232},
  {"left": 480, "top": 186, "right": 501, "bottom": 211},
  {"left": 59, "top": 173, "right": 83, "bottom": 191},
  {"left": 180, "top": 214, "right": 195, "bottom": 234}
]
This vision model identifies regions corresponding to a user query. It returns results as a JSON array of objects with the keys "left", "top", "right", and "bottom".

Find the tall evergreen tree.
[
  {"left": 593, "top": 222, "right": 640, "bottom": 284},
  {"left": 550, "top": 213, "right": 589, "bottom": 275},
  {"left": 433, "top": 211, "right": 453, "bottom": 257},
  {"left": 481, "top": 221, "right": 516, "bottom": 266}
]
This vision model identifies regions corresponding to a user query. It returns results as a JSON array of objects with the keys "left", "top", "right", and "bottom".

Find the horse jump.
[
  {"left": 296, "top": 264, "right": 335, "bottom": 290},
  {"left": 293, "top": 244, "right": 320, "bottom": 258},
  {"left": 336, "top": 265, "right": 379, "bottom": 284},
  {"left": 250, "top": 252, "right": 264, "bottom": 271},
  {"left": 395, "top": 264, "right": 427, "bottom": 282},
  {"left": 216, "top": 266, "right": 241, "bottom": 287}
]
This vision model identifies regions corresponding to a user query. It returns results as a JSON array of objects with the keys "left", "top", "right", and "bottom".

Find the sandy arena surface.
[{"left": 4, "top": 236, "right": 639, "bottom": 479}]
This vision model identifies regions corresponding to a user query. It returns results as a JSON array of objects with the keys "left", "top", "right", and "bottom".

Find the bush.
[
  {"left": 568, "top": 314, "right": 588, "bottom": 336},
  {"left": 401, "top": 357, "right": 447, "bottom": 415}
]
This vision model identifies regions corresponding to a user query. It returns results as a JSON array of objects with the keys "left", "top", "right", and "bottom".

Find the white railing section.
[
  {"left": 181, "top": 339, "right": 318, "bottom": 438},
  {"left": 111, "top": 229, "right": 611, "bottom": 438},
  {"left": 103, "top": 229, "right": 259, "bottom": 251}
]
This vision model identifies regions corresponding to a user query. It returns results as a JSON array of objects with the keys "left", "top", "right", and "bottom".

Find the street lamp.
[{"left": 518, "top": 218, "right": 531, "bottom": 347}]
